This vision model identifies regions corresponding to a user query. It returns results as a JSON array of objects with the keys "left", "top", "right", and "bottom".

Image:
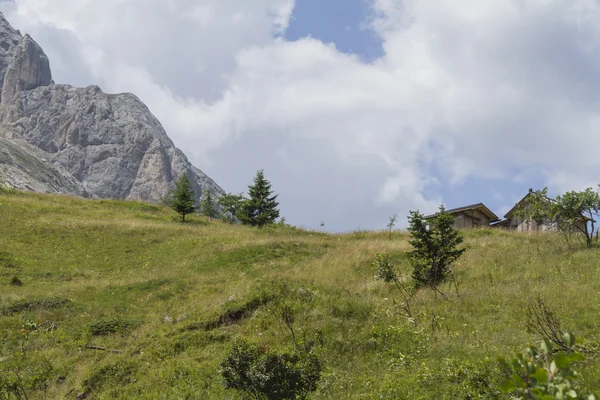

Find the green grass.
[{"left": 1, "top": 191, "right": 600, "bottom": 399}]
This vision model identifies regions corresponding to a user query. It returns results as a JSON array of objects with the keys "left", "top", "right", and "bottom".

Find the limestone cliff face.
[
  {"left": 0, "top": 137, "right": 89, "bottom": 196},
  {"left": 0, "top": 12, "right": 224, "bottom": 202},
  {"left": 0, "top": 13, "right": 25, "bottom": 98},
  {"left": 1, "top": 33, "right": 53, "bottom": 103}
]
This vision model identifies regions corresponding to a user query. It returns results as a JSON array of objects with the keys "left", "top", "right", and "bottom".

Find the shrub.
[
  {"left": 443, "top": 359, "right": 503, "bottom": 399},
  {"left": 374, "top": 253, "right": 397, "bottom": 283},
  {"left": 407, "top": 206, "right": 465, "bottom": 291},
  {"left": 374, "top": 253, "right": 415, "bottom": 318},
  {"left": 218, "top": 193, "right": 245, "bottom": 223},
  {"left": 0, "top": 354, "right": 54, "bottom": 399},
  {"left": 527, "top": 296, "right": 571, "bottom": 351},
  {"left": 221, "top": 340, "right": 322, "bottom": 400},
  {"left": 499, "top": 333, "right": 598, "bottom": 399}
]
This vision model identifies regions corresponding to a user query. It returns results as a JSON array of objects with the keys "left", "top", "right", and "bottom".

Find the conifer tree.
[
  {"left": 200, "top": 189, "right": 219, "bottom": 219},
  {"left": 168, "top": 174, "right": 196, "bottom": 222},
  {"left": 238, "top": 170, "right": 280, "bottom": 227},
  {"left": 408, "top": 206, "right": 465, "bottom": 290}
]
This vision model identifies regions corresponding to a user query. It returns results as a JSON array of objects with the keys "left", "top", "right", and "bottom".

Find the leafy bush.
[
  {"left": 221, "top": 340, "right": 322, "bottom": 400},
  {"left": 0, "top": 353, "right": 54, "bottom": 399},
  {"left": 218, "top": 193, "right": 245, "bottom": 223},
  {"left": 374, "top": 253, "right": 415, "bottom": 318},
  {"left": 554, "top": 188, "right": 600, "bottom": 247},
  {"left": 500, "top": 333, "right": 598, "bottom": 399},
  {"left": 443, "top": 359, "right": 503, "bottom": 399},
  {"left": 516, "top": 187, "right": 600, "bottom": 248},
  {"left": 374, "top": 253, "right": 397, "bottom": 284}
]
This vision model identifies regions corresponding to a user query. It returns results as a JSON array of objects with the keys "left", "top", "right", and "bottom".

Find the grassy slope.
[{"left": 1, "top": 192, "right": 599, "bottom": 399}]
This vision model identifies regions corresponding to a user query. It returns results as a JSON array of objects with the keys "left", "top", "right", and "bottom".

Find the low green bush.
[
  {"left": 221, "top": 339, "right": 322, "bottom": 400},
  {"left": 500, "top": 333, "right": 598, "bottom": 399}
]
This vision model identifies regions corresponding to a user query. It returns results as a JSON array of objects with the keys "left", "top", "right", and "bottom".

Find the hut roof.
[
  {"left": 425, "top": 203, "right": 500, "bottom": 222},
  {"left": 504, "top": 189, "right": 554, "bottom": 219}
]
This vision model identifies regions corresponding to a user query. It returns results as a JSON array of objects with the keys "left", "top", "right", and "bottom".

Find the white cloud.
[
  {"left": 545, "top": 171, "right": 599, "bottom": 194},
  {"left": 1, "top": 0, "right": 295, "bottom": 158},
  {"left": 2, "top": 0, "right": 600, "bottom": 230}
]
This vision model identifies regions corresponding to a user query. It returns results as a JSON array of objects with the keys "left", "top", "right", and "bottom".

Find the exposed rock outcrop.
[
  {"left": 0, "top": 137, "right": 89, "bottom": 196},
  {"left": 0, "top": 13, "right": 24, "bottom": 94},
  {"left": 1, "top": 34, "right": 52, "bottom": 103},
  {"left": 0, "top": 12, "right": 224, "bottom": 202}
]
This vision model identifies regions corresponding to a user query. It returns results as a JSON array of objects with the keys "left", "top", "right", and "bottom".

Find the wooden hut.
[{"left": 425, "top": 203, "right": 500, "bottom": 229}]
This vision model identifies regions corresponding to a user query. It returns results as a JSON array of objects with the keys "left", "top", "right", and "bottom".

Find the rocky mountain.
[
  {"left": 0, "top": 13, "right": 223, "bottom": 202},
  {"left": 0, "top": 137, "right": 89, "bottom": 196}
]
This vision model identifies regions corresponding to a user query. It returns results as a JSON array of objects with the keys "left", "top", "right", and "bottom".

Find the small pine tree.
[
  {"left": 199, "top": 189, "right": 219, "bottom": 219},
  {"left": 238, "top": 170, "right": 280, "bottom": 228},
  {"left": 408, "top": 206, "right": 465, "bottom": 290},
  {"left": 168, "top": 174, "right": 197, "bottom": 222},
  {"left": 387, "top": 214, "right": 398, "bottom": 239}
]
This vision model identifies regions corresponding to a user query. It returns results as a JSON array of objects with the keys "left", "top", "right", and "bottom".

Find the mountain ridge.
[{"left": 0, "top": 12, "right": 224, "bottom": 202}]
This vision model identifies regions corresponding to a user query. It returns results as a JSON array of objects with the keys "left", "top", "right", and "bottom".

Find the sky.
[{"left": 1, "top": 0, "right": 599, "bottom": 232}]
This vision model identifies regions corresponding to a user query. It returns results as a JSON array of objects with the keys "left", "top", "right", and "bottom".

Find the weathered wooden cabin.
[
  {"left": 425, "top": 203, "right": 500, "bottom": 229},
  {"left": 492, "top": 189, "right": 558, "bottom": 232}
]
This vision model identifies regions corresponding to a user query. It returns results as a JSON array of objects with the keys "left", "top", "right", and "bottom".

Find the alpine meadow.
[
  {"left": 1, "top": 190, "right": 600, "bottom": 399},
  {"left": 2, "top": 2, "right": 600, "bottom": 399}
]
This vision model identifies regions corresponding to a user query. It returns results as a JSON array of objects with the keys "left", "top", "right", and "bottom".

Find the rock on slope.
[
  {"left": 0, "top": 12, "right": 223, "bottom": 202},
  {"left": 0, "top": 137, "right": 89, "bottom": 196}
]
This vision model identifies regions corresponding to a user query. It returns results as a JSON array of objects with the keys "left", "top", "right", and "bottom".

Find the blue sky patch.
[{"left": 285, "top": 0, "right": 383, "bottom": 61}]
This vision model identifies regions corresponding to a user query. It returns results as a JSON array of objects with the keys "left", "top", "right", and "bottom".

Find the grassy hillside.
[{"left": 1, "top": 191, "right": 599, "bottom": 399}]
